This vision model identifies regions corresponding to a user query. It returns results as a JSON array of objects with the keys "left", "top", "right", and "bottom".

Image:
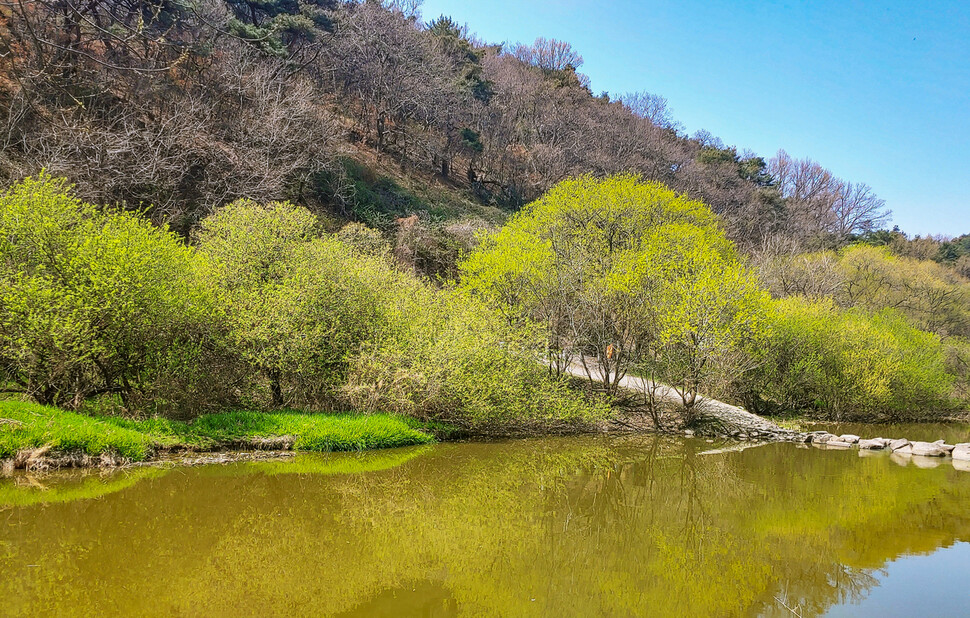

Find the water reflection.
[{"left": 2, "top": 436, "right": 969, "bottom": 616}]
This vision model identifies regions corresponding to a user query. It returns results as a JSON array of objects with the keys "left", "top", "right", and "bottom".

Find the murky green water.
[{"left": 2, "top": 436, "right": 969, "bottom": 617}]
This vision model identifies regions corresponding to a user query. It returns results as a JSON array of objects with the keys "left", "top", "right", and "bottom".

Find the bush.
[
  {"left": 0, "top": 173, "right": 228, "bottom": 414},
  {"left": 344, "top": 282, "right": 608, "bottom": 428},
  {"left": 746, "top": 297, "right": 955, "bottom": 420},
  {"left": 195, "top": 200, "right": 393, "bottom": 408}
]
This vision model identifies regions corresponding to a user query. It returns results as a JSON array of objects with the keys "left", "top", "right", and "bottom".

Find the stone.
[
  {"left": 858, "top": 439, "right": 887, "bottom": 450},
  {"left": 929, "top": 440, "right": 954, "bottom": 453},
  {"left": 952, "top": 444, "right": 970, "bottom": 461},
  {"left": 684, "top": 430, "right": 695, "bottom": 437},
  {"left": 911, "top": 441, "right": 946, "bottom": 457},
  {"left": 825, "top": 440, "right": 852, "bottom": 449},
  {"left": 812, "top": 433, "right": 834, "bottom": 444},
  {"left": 953, "top": 459, "right": 970, "bottom": 472},
  {"left": 893, "top": 444, "right": 913, "bottom": 456},
  {"left": 838, "top": 434, "right": 861, "bottom": 444},
  {"left": 889, "top": 438, "right": 912, "bottom": 451}
]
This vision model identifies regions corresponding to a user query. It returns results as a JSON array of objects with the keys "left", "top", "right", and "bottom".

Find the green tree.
[
  {"left": 461, "top": 174, "right": 769, "bottom": 421},
  {"left": 195, "top": 200, "right": 386, "bottom": 407},
  {"left": 0, "top": 173, "right": 220, "bottom": 412}
]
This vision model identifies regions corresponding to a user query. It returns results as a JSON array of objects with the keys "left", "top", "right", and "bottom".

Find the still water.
[{"left": 2, "top": 435, "right": 969, "bottom": 617}]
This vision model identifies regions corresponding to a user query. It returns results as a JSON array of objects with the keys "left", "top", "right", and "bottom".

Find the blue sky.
[{"left": 420, "top": 0, "right": 970, "bottom": 237}]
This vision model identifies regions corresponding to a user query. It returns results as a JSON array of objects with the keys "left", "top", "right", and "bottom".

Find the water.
[{"left": 2, "top": 435, "right": 969, "bottom": 617}]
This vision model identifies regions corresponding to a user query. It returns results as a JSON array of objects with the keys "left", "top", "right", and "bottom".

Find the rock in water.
[
  {"left": 812, "top": 434, "right": 834, "bottom": 444},
  {"left": 952, "top": 444, "right": 970, "bottom": 461},
  {"left": 826, "top": 440, "right": 852, "bottom": 449},
  {"left": 890, "top": 438, "right": 912, "bottom": 451},
  {"left": 838, "top": 434, "right": 861, "bottom": 444},
  {"left": 911, "top": 441, "right": 946, "bottom": 457},
  {"left": 858, "top": 439, "right": 886, "bottom": 450},
  {"left": 893, "top": 444, "right": 914, "bottom": 456}
]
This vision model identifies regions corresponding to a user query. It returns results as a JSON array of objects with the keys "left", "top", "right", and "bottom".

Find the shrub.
[
  {"left": 195, "top": 200, "right": 392, "bottom": 408},
  {"left": 344, "top": 283, "right": 608, "bottom": 428},
  {"left": 0, "top": 173, "right": 227, "bottom": 413},
  {"left": 746, "top": 297, "right": 955, "bottom": 420}
]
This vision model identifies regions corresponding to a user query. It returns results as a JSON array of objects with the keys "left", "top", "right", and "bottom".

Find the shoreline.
[{"left": 4, "top": 397, "right": 969, "bottom": 473}]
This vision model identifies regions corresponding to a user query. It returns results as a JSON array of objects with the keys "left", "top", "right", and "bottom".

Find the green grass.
[
  {"left": 0, "top": 400, "right": 155, "bottom": 460},
  {"left": 0, "top": 401, "right": 438, "bottom": 462}
]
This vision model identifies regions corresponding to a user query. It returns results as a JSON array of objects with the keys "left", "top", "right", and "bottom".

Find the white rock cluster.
[{"left": 804, "top": 431, "right": 970, "bottom": 471}]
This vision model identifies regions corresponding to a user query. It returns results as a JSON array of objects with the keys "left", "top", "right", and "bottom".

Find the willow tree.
[{"left": 460, "top": 174, "right": 770, "bottom": 421}]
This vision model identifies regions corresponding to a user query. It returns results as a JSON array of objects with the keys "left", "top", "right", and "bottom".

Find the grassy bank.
[{"left": 0, "top": 401, "right": 438, "bottom": 463}]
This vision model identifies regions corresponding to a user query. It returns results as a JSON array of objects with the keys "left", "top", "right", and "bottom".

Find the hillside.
[{"left": 0, "top": 0, "right": 908, "bottom": 252}]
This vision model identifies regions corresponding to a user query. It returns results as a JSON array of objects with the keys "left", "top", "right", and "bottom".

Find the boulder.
[
  {"left": 952, "top": 444, "right": 970, "bottom": 462},
  {"left": 911, "top": 441, "right": 946, "bottom": 457},
  {"left": 825, "top": 440, "right": 852, "bottom": 449},
  {"left": 893, "top": 444, "right": 913, "bottom": 456},
  {"left": 929, "top": 440, "right": 955, "bottom": 453},
  {"left": 812, "top": 433, "right": 834, "bottom": 444},
  {"left": 838, "top": 434, "right": 861, "bottom": 444},
  {"left": 858, "top": 439, "right": 887, "bottom": 450},
  {"left": 889, "top": 438, "right": 912, "bottom": 451}
]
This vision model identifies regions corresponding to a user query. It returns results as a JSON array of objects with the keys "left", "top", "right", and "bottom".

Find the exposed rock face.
[
  {"left": 911, "top": 442, "right": 947, "bottom": 457},
  {"left": 952, "top": 444, "right": 970, "bottom": 461}
]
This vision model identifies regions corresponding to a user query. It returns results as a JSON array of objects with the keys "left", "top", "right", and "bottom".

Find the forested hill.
[{"left": 0, "top": 0, "right": 966, "bottom": 267}]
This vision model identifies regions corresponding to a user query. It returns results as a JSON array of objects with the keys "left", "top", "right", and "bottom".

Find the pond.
[{"left": 2, "top": 435, "right": 969, "bottom": 616}]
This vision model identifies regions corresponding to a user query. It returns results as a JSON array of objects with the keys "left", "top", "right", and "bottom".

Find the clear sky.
[{"left": 420, "top": 0, "right": 970, "bottom": 237}]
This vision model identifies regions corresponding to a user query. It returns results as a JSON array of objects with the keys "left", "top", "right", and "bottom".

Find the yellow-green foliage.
[
  {"left": 752, "top": 297, "right": 954, "bottom": 419},
  {"left": 0, "top": 173, "right": 221, "bottom": 412},
  {"left": 196, "top": 201, "right": 399, "bottom": 406},
  {"left": 760, "top": 245, "right": 970, "bottom": 338},
  {"left": 196, "top": 199, "right": 605, "bottom": 425},
  {"left": 839, "top": 245, "right": 970, "bottom": 337},
  {"left": 345, "top": 282, "right": 609, "bottom": 427},
  {"left": 461, "top": 174, "right": 770, "bottom": 405}
]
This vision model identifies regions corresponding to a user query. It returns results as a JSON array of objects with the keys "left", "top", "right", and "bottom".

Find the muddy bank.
[{"left": 0, "top": 438, "right": 307, "bottom": 474}]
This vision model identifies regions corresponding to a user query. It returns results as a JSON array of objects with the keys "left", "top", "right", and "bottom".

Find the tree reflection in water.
[{"left": 2, "top": 436, "right": 969, "bottom": 616}]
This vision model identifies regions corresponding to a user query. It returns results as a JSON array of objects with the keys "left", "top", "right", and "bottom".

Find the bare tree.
[
  {"left": 619, "top": 91, "right": 681, "bottom": 131},
  {"left": 769, "top": 149, "right": 890, "bottom": 247},
  {"left": 511, "top": 36, "right": 583, "bottom": 71}
]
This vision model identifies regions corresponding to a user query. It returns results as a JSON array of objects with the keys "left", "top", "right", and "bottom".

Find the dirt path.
[{"left": 563, "top": 361, "right": 795, "bottom": 438}]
